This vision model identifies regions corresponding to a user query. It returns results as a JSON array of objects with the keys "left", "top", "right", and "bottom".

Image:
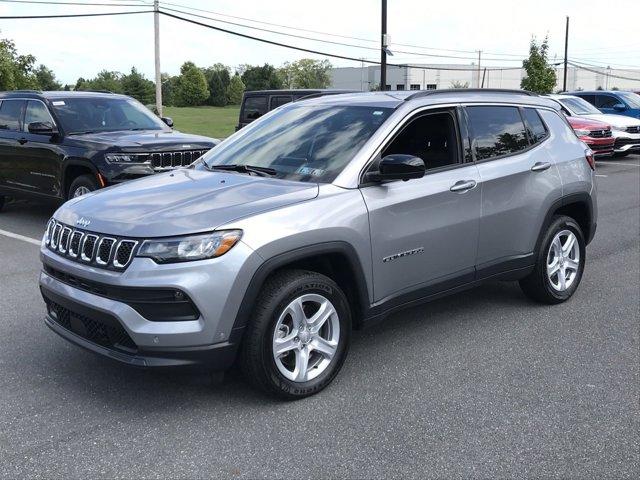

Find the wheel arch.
[
  {"left": 62, "top": 158, "right": 101, "bottom": 199},
  {"left": 536, "top": 192, "right": 595, "bottom": 254},
  {"left": 234, "top": 242, "right": 371, "bottom": 331}
]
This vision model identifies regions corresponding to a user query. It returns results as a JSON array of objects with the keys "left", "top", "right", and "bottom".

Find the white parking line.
[
  {"left": 595, "top": 174, "right": 608, "bottom": 177},
  {"left": 601, "top": 162, "right": 640, "bottom": 167},
  {"left": 0, "top": 228, "right": 41, "bottom": 246}
]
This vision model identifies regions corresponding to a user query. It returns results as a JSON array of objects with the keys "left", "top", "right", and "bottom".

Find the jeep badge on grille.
[{"left": 76, "top": 217, "right": 91, "bottom": 228}]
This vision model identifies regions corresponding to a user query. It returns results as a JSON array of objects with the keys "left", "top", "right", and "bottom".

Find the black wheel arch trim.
[
  {"left": 536, "top": 192, "right": 595, "bottom": 252},
  {"left": 232, "top": 241, "right": 371, "bottom": 330}
]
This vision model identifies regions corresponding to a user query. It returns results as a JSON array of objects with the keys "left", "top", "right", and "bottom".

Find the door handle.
[
  {"left": 450, "top": 180, "right": 477, "bottom": 193},
  {"left": 18, "top": 138, "right": 28, "bottom": 145},
  {"left": 531, "top": 161, "right": 551, "bottom": 172}
]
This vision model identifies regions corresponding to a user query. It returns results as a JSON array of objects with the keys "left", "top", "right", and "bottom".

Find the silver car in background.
[{"left": 40, "top": 89, "right": 597, "bottom": 399}]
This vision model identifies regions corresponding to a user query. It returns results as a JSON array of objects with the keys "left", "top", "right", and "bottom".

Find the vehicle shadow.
[{"left": 36, "top": 279, "right": 534, "bottom": 409}]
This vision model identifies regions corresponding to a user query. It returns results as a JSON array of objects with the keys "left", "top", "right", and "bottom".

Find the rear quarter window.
[
  {"left": 522, "top": 108, "right": 549, "bottom": 143},
  {"left": 466, "top": 106, "right": 529, "bottom": 161},
  {"left": 242, "top": 96, "right": 268, "bottom": 121}
]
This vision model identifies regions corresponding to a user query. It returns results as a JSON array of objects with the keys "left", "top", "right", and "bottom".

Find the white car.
[{"left": 548, "top": 94, "right": 640, "bottom": 156}]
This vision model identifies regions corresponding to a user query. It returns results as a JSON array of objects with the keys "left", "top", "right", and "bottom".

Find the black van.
[{"left": 236, "top": 89, "right": 356, "bottom": 130}]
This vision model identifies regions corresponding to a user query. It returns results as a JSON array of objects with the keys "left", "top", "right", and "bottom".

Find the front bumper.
[
  {"left": 611, "top": 130, "right": 640, "bottom": 153},
  {"left": 39, "top": 239, "right": 262, "bottom": 368}
]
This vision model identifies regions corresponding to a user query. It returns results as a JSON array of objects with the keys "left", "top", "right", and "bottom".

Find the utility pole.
[
  {"left": 477, "top": 50, "right": 482, "bottom": 88},
  {"left": 380, "top": 0, "right": 387, "bottom": 91},
  {"left": 563, "top": 16, "right": 569, "bottom": 92},
  {"left": 154, "top": 0, "right": 163, "bottom": 116}
]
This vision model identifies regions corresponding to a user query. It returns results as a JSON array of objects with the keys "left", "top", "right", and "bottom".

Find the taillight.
[{"left": 585, "top": 148, "right": 595, "bottom": 170}]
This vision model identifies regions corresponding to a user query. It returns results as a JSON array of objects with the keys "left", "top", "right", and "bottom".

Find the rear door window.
[
  {"left": 466, "top": 106, "right": 529, "bottom": 160},
  {"left": 0, "top": 99, "right": 26, "bottom": 132},
  {"left": 243, "top": 96, "right": 268, "bottom": 121},
  {"left": 596, "top": 94, "right": 621, "bottom": 109},
  {"left": 270, "top": 95, "right": 293, "bottom": 109},
  {"left": 521, "top": 108, "right": 549, "bottom": 143}
]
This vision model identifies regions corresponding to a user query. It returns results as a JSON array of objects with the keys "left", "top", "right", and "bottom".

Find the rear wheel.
[
  {"left": 67, "top": 174, "right": 98, "bottom": 200},
  {"left": 240, "top": 269, "right": 351, "bottom": 399},
  {"left": 0, "top": 195, "right": 5, "bottom": 212},
  {"left": 520, "top": 215, "right": 586, "bottom": 304}
]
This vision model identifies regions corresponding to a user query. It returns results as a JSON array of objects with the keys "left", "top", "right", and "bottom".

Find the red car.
[{"left": 566, "top": 116, "right": 615, "bottom": 158}]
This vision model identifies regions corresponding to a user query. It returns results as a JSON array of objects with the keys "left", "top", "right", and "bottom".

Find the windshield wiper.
[{"left": 207, "top": 164, "right": 277, "bottom": 177}]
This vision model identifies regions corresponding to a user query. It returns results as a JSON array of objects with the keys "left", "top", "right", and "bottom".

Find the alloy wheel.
[
  {"left": 546, "top": 229, "right": 580, "bottom": 292},
  {"left": 272, "top": 293, "right": 340, "bottom": 383}
]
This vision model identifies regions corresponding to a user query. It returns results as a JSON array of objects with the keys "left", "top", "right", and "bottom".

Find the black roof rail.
[
  {"left": 294, "top": 90, "right": 359, "bottom": 102},
  {"left": 84, "top": 89, "right": 114, "bottom": 94},
  {"left": 404, "top": 88, "right": 537, "bottom": 101},
  {"left": 7, "top": 89, "right": 42, "bottom": 94}
]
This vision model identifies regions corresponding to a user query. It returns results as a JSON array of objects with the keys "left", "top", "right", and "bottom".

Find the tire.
[
  {"left": 240, "top": 269, "right": 352, "bottom": 400},
  {"left": 0, "top": 195, "right": 5, "bottom": 212},
  {"left": 67, "top": 174, "right": 98, "bottom": 200},
  {"left": 519, "top": 215, "right": 586, "bottom": 304},
  {"left": 613, "top": 151, "right": 630, "bottom": 158}
]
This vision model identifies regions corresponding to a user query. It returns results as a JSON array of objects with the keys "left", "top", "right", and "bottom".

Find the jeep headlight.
[
  {"left": 574, "top": 129, "right": 590, "bottom": 136},
  {"left": 105, "top": 153, "right": 146, "bottom": 164},
  {"left": 137, "top": 230, "right": 242, "bottom": 263},
  {"left": 610, "top": 125, "right": 626, "bottom": 132}
]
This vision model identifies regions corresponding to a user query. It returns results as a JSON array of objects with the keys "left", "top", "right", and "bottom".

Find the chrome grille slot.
[
  {"left": 81, "top": 234, "right": 98, "bottom": 262},
  {"left": 113, "top": 240, "right": 138, "bottom": 268},
  {"left": 51, "top": 223, "right": 62, "bottom": 249},
  {"left": 68, "top": 231, "right": 83, "bottom": 258},
  {"left": 58, "top": 227, "right": 72, "bottom": 254},
  {"left": 96, "top": 238, "right": 116, "bottom": 265},
  {"left": 44, "top": 219, "right": 56, "bottom": 246}
]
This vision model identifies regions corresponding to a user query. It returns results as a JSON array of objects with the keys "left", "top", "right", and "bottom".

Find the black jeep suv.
[{"left": 0, "top": 90, "right": 218, "bottom": 210}]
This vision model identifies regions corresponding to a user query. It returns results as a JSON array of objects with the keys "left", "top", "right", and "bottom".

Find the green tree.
[
  {"left": 77, "top": 70, "right": 123, "bottom": 93},
  {"left": 450, "top": 80, "right": 469, "bottom": 89},
  {"left": 203, "top": 63, "right": 230, "bottom": 106},
  {"left": 34, "top": 64, "right": 62, "bottom": 90},
  {"left": 278, "top": 59, "right": 332, "bottom": 89},
  {"left": 121, "top": 67, "right": 155, "bottom": 104},
  {"left": 240, "top": 64, "right": 282, "bottom": 91},
  {"left": 160, "top": 72, "right": 177, "bottom": 107},
  {"left": 174, "top": 61, "right": 209, "bottom": 106},
  {"left": 0, "top": 37, "right": 38, "bottom": 90},
  {"left": 520, "top": 36, "right": 557, "bottom": 94},
  {"left": 226, "top": 73, "right": 245, "bottom": 104}
]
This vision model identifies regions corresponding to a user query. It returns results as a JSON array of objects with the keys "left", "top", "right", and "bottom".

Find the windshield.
[
  {"left": 618, "top": 91, "right": 640, "bottom": 109},
  {"left": 559, "top": 97, "right": 601, "bottom": 115},
  {"left": 202, "top": 105, "right": 392, "bottom": 183},
  {"left": 51, "top": 97, "right": 166, "bottom": 134}
]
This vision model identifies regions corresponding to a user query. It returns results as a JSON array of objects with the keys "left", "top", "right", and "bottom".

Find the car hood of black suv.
[
  {"left": 54, "top": 168, "right": 319, "bottom": 237},
  {"left": 66, "top": 129, "right": 218, "bottom": 150}
]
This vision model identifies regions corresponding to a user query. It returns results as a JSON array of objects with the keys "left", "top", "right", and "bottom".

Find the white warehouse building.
[{"left": 330, "top": 64, "right": 640, "bottom": 92}]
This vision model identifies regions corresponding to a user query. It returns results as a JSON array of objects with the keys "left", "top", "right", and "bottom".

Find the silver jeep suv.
[{"left": 40, "top": 89, "right": 597, "bottom": 399}]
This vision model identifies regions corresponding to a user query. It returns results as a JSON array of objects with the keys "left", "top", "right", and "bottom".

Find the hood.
[
  {"left": 566, "top": 116, "right": 611, "bottom": 130},
  {"left": 581, "top": 113, "right": 640, "bottom": 128},
  {"left": 68, "top": 129, "right": 218, "bottom": 150},
  {"left": 55, "top": 169, "right": 319, "bottom": 237}
]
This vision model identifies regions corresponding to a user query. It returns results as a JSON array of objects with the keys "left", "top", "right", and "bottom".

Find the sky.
[{"left": 0, "top": 0, "right": 638, "bottom": 85}]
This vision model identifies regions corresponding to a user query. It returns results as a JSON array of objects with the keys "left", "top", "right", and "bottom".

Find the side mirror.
[
  {"left": 365, "top": 154, "right": 425, "bottom": 183},
  {"left": 612, "top": 103, "right": 626, "bottom": 112},
  {"left": 161, "top": 116, "right": 174, "bottom": 127},
  {"left": 28, "top": 121, "right": 58, "bottom": 135}
]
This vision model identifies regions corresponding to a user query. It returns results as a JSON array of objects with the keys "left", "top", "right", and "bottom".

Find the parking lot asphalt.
[{"left": 0, "top": 155, "right": 638, "bottom": 479}]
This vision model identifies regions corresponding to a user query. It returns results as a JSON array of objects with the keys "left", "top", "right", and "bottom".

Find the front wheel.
[
  {"left": 520, "top": 215, "right": 586, "bottom": 304},
  {"left": 0, "top": 195, "right": 5, "bottom": 212},
  {"left": 240, "top": 269, "right": 352, "bottom": 400},
  {"left": 67, "top": 174, "right": 98, "bottom": 200}
]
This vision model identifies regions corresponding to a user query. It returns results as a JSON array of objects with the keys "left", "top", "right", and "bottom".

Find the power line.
[
  {"left": 160, "top": 5, "right": 526, "bottom": 63},
  {"left": 158, "top": 0, "right": 531, "bottom": 60},
  {"left": 159, "top": 9, "right": 523, "bottom": 73},
  {"left": 0, "top": 9, "right": 152, "bottom": 18},
  {"left": 0, "top": 0, "right": 145, "bottom": 6},
  {"left": 567, "top": 61, "right": 640, "bottom": 82}
]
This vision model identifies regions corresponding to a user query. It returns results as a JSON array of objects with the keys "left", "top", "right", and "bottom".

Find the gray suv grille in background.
[{"left": 45, "top": 220, "right": 139, "bottom": 270}]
